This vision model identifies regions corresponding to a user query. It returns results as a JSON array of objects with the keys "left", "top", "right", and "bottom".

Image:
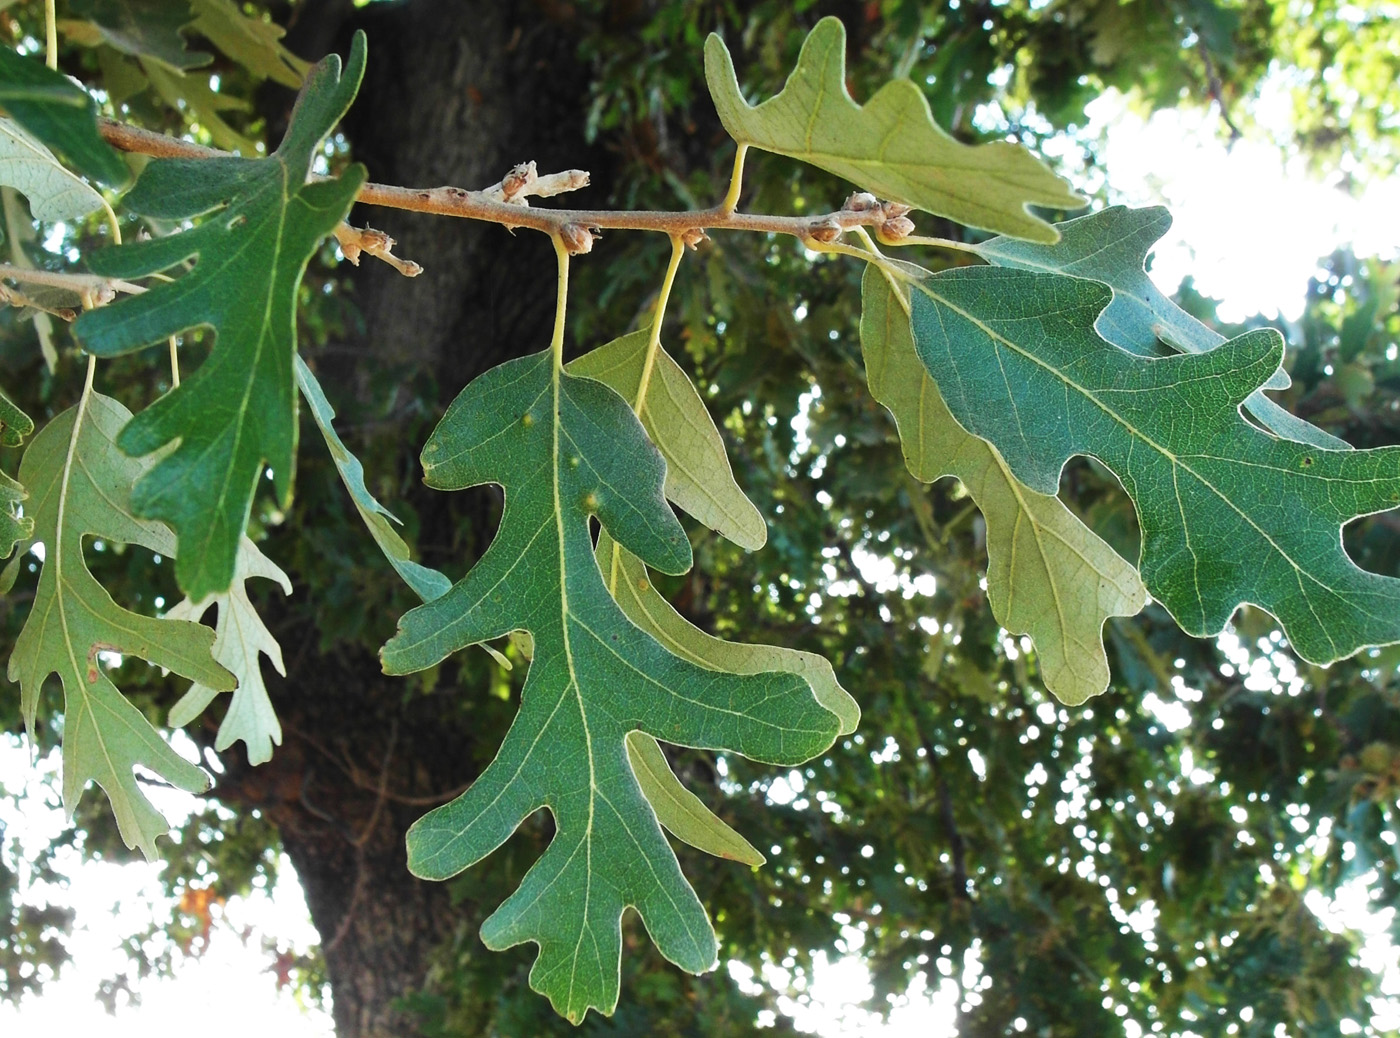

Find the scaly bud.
[{"left": 560, "top": 224, "right": 599, "bottom": 255}]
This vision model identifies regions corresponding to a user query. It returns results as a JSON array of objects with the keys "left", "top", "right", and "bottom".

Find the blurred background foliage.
[{"left": 2, "top": 0, "right": 1399, "bottom": 1035}]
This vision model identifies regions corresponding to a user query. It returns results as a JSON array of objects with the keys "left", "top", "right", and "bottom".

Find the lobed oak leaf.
[
  {"left": 705, "top": 16, "right": 1082, "bottom": 243},
  {"left": 8, "top": 394, "right": 234, "bottom": 859},
  {"left": 861, "top": 264, "right": 1146, "bottom": 704},
  {"left": 74, "top": 33, "right": 369, "bottom": 600},
  {"left": 908, "top": 265, "right": 1400, "bottom": 665},
  {"left": 382, "top": 350, "right": 841, "bottom": 1022}
]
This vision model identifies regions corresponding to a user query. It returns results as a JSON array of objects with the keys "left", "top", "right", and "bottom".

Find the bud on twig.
[
  {"left": 807, "top": 216, "right": 842, "bottom": 243},
  {"left": 501, "top": 161, "right": 537, "bottom": 202},
  {"left": 560, "top": 224, "right": 599, "bottom": 255},
  {"left": 532, "top": 170, "right": 591, "bottom": 197},
  {"left": 334, "top": 223, "right": 422, "bottom": 277},
  {"left": 878, "top": 216, "right": 915, "bottom": 242},
  {"left": 843, "top": 191, "right": 880, "bottom": 211},
  {"left": 681, "top": 228, "right": 708, "bottom": 250}
]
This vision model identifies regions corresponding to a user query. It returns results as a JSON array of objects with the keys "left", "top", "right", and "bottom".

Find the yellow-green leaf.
[
  {"left": 705, "top": 17, "right": 1082, "bottom": 242},
  {"left": 8, "top": 393, "right": 235, "bottom": 858},
  {"left": 190, "top": 0, "right": 308, "bottom": 88},
  {"left": 568, "top": 329, "right": 766, "bottom": 551},
  {"left": 861, "top": 264, "right": 1146, "bottom": 704},
  {"left": 625, "top": 730, "right": 765, "bottom": 867}
]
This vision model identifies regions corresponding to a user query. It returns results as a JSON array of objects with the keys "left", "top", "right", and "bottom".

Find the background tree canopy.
[{"left": 2, "top": 0, "right": 1399, "bottom": 1035}]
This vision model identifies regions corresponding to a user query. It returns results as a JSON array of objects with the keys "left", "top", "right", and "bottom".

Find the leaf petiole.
[{"left": 634, "top": 235, "right": 685, "bottom": 416}]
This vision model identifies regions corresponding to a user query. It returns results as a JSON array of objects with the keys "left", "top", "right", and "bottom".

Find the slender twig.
[
  {"left": 1196, "top": 38, "right": 1243, "bottom": 143},
  {"left": 97, "top": 118, "right": 891, "bottom": 241},
  {"left": 0, "top": 263, "right": 146, "bottom": 298}
]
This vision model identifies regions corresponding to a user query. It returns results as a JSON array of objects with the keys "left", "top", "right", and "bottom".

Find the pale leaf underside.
[
  {"left": 8, "top": 394, "right": 233, "bottom": 858},
  {"left": 705, "top": 16, "right": 1083, "bottom": 242},
  {"left": 861, "top": 265, "right": 1145, "bottom": 704}
]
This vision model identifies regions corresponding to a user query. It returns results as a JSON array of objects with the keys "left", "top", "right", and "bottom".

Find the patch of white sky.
[{"left": 0, "top": 736, "right": 330, "bottom": 1037}]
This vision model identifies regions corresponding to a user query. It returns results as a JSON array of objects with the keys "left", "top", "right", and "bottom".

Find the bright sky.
[{"left": 5, "top": 86, "right": 1400, "bottom": 1038}]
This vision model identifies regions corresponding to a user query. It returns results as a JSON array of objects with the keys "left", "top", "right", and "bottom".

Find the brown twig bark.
[{"left": 97, "top": 117, "right": 891, "bottom": 242}]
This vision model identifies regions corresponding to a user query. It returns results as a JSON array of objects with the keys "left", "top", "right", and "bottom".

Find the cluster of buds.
[
  {"left": 334, "top": 223, "right": 422, "bottom": 277},
  {"left": 485, "top": 161, "right": 591, "bottom": 207},
  {"left": 842, "top": 192, "right": 915, "bottom": 242}
]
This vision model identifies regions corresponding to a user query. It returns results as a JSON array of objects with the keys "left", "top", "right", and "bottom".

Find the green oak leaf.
[
  {"left": 624, "top": 730, "right": 764, "bottom": 867},
  {"left": 295, "top": 355, "right": 451, "bottom": 603},
  {"left": 382, "top": 350, "right": 840, "bottom": 1023},
  {"left": 8, "top": 393, "right": 235, "bottom": 859},
  {"left": 140, "top": 57, "right": 259, "bottom": 155},
  {"left": 568, "top": 329, "right": 766, "bottom": 551},
  {"left": 190, "top": 0, "right": 307, "bottom": 88},
  {"left": 598, "top": 529, "right": 857, "bottom": 861},
  {"left": 974, "top": 205, "right": 1347, "bottom": 451},
  {"left": 0, "top": 386, "right": 34, "bottom": 557},
  {"left": 861, "top": 265, "right": 1145, "bottom": 704},
  {"left": 0, "top": 46, "right": 130, "bottom": 187},
  {"left": 67, "top": 0, "right": 212, "bottom": 71},
  {"left": 907, "top": 265, "right": 1400, "bottom": 664},
  {"left": 0, "top": 115, "right": 107, "bottom": 219},
  {"left": 74, "top": 34, "right": 369, "bottom": 600},
  {"left": 704, "top": 16, "right": 1082, "bottom": 243},
  {"left": 597, "top": 531, "right": 858, "bottom": 736},
  {"left": 0, "top": 385, "right": 34, "bottom": 448},
  {"left": 166, "top": 536, "right": 291, "bottom": 766}
]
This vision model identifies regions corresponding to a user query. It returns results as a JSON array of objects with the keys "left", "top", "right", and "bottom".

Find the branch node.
[
  {"left": 333, "top": 223, "right": 423, "bottom": 277},
  {"left": 808, "top": 216, "right": 843, "bottom": 244},
  {"left": 680, "top": 227, "right": 708, "bottom": 250}
]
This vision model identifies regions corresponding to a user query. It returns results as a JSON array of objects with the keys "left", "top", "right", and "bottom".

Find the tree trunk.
[{"left": 219, "top": 2, "right": 607, "bottom": 1034}]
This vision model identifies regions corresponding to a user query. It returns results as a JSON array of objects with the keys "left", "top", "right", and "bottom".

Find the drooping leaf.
[
  {"left": 597, "top": 531, "right": 859, "bottom": 736},
  {"left": 382, "top": 350, "right": 841, "bottom": 1023},
  {"left": 66, "top": 0, "right": 212, "bottom": 71},
  {"left": 861, "top": 265, "right": 1145, "bottom": 704},
  {"left": 974, "top": 205, "right": 1347, "bottom": 450},
  {"left": 0, "top": 385, "right": 33, "bottom": 448},
  {"left": 907, "top": 265, "right": 1400, "bottom": 664},
  {"left": 7, "top": 393, "right": 235, "bottom": 859},
  {"left": 74, "top": 34, "right": 369, "bottom": 600},
  {"left": 141, "top": 58, "right": 259, "bottom": 155},
  {"left": 568, "top": 329, "right": 766, "bottom": 551},
  {"left": 704, "top": 16, "right": 1082, "bottom": 243},
  {"left": 0, "top": 386, "right": 34, "bottom": 557},
  {"left": 0, "top": 47, "right": 130, "bottom": 187},
  {"left": 166, "top": 536, "right": 291, "bottom": 765},
  {"left": 624, "top": 730, "right": 765, "bottom": 867},
  {"left": 0, "top": 470, "right": 31, "bottom": 559},
  {"left": 294, "top": 354, "right": 450, "bottom": 603},
  {"left": 189, "top": 0, "right": 308, "bottom": 88},
  {"left": 598, "top": 529, "right": 857, "bottom": 860},
  {"left": 0, "top": 115, "right": 107, "bottom": 220}
]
